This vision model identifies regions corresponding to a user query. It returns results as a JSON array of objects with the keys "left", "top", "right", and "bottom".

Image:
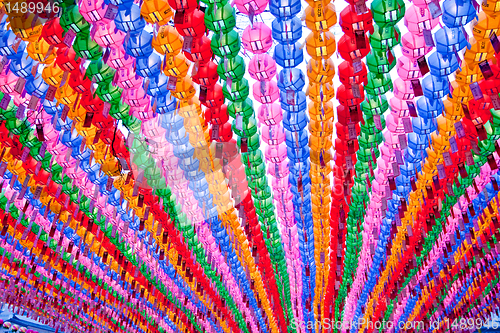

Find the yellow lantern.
[
  {"left": 307, "top": 58, "right": 336, "bottom": 83},
  {"left": 305, "top": 3, "right": 337, "bottom": 32},
  {"left": 9, "top": 14, "right": 43, "bottom": 42},
  {"left": 27, "top": 39, "right": 56, "bottom": 64},
  {"left": 455, "top": 63, "right": 483, "bottom": 85},
  {"left": 472, "top": 12, "right": 499, "bottom": 41},
  {"left": 307, "top": 82, "right": 335, "bottom": 102},
  {"left": 306, "top": 31, "right": 336, "bottom": 60},
  {"left": 141, "top": 0, "right": 173, "bottom": 26},
  {"left": 163, "top": 53, "right": 191, "bottom": 78},
  {"left": 42, "top": 63, "right": 66, "bottom": 86},
  {"left": 152, "top": 25, "right": 183, "bottom": 55}
]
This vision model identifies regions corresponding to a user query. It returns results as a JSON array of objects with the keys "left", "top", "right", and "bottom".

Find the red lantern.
[
  {"left": 338, "top": 61, "right": 368, "bottom": 85},
  {"left": 205, "top": 105, "right": 229, "bottom": 125},
  {"left": 175, "top": 9, "right": 206, "bottom": 38},
  {"left": 80, "top": 90, "right": 104, "bottom": 113},
  {"left": 339, "top": 5, "right": 374, "bottom": 36},
  {"left": 184, "top": 36, "right": 213, "bottom": 63},
  {"left": 41, "top": 18, "right": 66, "bottom": 47},
  {"left": 337, "top": 34, "right": 371, "bottom": 62},
  {"left": 68, "top": 70, "right": 91, "bottom": 94},
  {"left": 211, "top": 122, "right": 232, "bottom": 142},
  {"left": 55, "top": 47, "right": 82, "bottom": 73},
  {"left": 193, "top": 61, "right": 218, "bottom": 87},
  {"left": 168, "top": 0, "right": 198, "bottom": 12},
  {"left": 201, "top": 84, "right": 224, "bottom": 108},
  {"left": 337, "top": 84, "right": 365, "bottom": 107}
]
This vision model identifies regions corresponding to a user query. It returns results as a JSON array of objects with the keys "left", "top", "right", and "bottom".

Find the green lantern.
[
  {"left": 199, "top": 0, "right": 228, "bottom": 9},
  {"left": 5, "top": 118, "right": 29, "bottom": 135},
  {"left": 361, "top": 94, "right": 389, "bottom": 116},
  {"left": 60, "top": 5, "right": 90, "bottom": 34},
  {"left": 211, "top": 30, "right": 241, "bottom": 59},
  {"left": 228, "top": 98, "right": 254, "bottom": 119},
  {"left": 73, "top": 32, "right": 103, "bottom": 61},
  {"left": 204, "top": 4, "right": 236, "bottom": 34},
  {"left": 366, "top": 50, "right": 396, "bottom": 75},
  {"left": 109, "top": 101, "right": 130, "bottom": 120},
  {"left": 361, "top": 113, "right": 386, "bottom": 134},
  {"left": 222, "top": 78, "right": 250, "bottom": 102},
  {"left": 365, "top": 72, "right": 393, "bottom": 96},
  {"left": 245, "top": 160, "right": 266, "bottom": 178},
  {"left": 371, "top": 0, "right": 405, "bottom": 27},
  {"left": 237, "top": 132, "right": 260, "bottom": 152},
  {"left": 369, "top": 25, "right": 401, "bottom": 51},
  {"left": 217, "top": 56, "right": 246, "bottom": 82},
  {"left": 123, "top": 116, "right": 142, "bottom": 135},
  {"left": 97, "top": 81, "right": 123, "bottom": 104},
  {"left": 86, "top": 59, "right": 116, "bottom": 84},
  {"left": 232, "top": 116, "right": 258, "bottom": 138},
  {"left": 358, "top": 131, "right": 383, "bottom": 149}
]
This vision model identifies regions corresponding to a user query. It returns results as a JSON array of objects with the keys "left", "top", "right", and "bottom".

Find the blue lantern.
[
  {"left": 269, "top": 0, "right": 301, "bottom": 19},
  {"left": 435, "top": 26, "right": 469, "bottom": 55},
  {"left": 9, "top": 52, "right": 34, "bottom": 79},
  {"left": 125, "top": 30, "right": 154, "bottom": 58},
  {"left": 271, "top": 17, "right": 302, "bottom": 44},
  {"left": 277, "top": 68, "right": 305, "bottom": 91},
  {"left": 136, "top": 52, "right": 162, "bottom": 78},
  {"left": 115, "top": 4, "right": 146, "bottom": 34},
  {"left": 427, "top": 52, "right": 460, "bottom": 77},
  {"left": 422, "top": 75, "right": 450, "bottom": 99},
  {"left": 274, "top": 42, "right": 303, "bottom": 68},
  {"left": 416, "top": 96, "right": 444, "bottom": 119},
  {"left": 442, "top": 0, "right": 478, "bottom": 28}
]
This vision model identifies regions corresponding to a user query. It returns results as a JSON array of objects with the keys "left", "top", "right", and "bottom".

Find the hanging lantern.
[
  {"left": 434, "top": 26, "right": 469, "bottom": 55},
  {"left": 365, "top": 72, "right": 393, "bottom": 96},
  {"left": 78, "top": 0, "right": 109, "bottom": 23},
  {"left": 152, "top": 25, "right": 184, "bottom": 55},
  {"left": 9, "top": 52, "right": 34, "bottom": 78},
  {"left": 175, "top": 9, "right": 206, "bottom": 38},
  {"left": 366, "top": 49, "right": 396, "bottom": 74},
  {"left": 252, "top": 81, "right": 279, "bottom": 104},
  {"left": 93, "top": 21, "right": 126, "bottom": 47},
  {"left": 242, "top": 23, "right": 273, "bottom": 54},
  {"left": 277, "top": 68, "right": 306, "bottom": 91},
  {"left": 274, "top": 42, "right": 304, "bottom": 68},
  {"left": 427, "top": 51, "right": 459, "bottom": 77},
  {"left": 404, "top": 5, "right": 440, "bottom": 35},
  {"left": 305, "top": 3, "right": 338, "bottom": 31},
  {"left": 204, "top": 3, "right": 236, "bottom": 34},
  {"left": 401, "top": 33, "right": 432, "bottom": 59},
  {"left": 371, "top": 0, "right": 405, "bottom": 27},
  {"left": 185, "top": 36, "right": 213, "bottom": 63},
  {"left": 26, "top": 40, "right": 56, "bottom": 64},
  {"left": 116, "top": 67, "right": 143, "bottom": 90},
  {"left": 60, "top": 5, "right": 91, "bottom": 34},
  {"left": 442, "top": 0, "right": 478, "bottom": 28},
  {"left": 369, "top": 25, "right": 401, "bottom": 51},
  {"left": 125, "top": 29, "right": 154, "bottom": 58},
  {"left": 136, "top": 52, "right": 162, "bottom": 78},
  {"left": 140, "top": 0, "right": 174, "bottom": 25},
  {"left": 307, "top": 58, "right": 335, "bottom": 83},
  {"left": 192, "top": 61, "right": 218, "bottom": 87},
  {"left": 211, "top": 30, "right": 241, "bottom": 59},
  {"left": 41, "top": 18, "right": 66, "bottom": 47},
  {"left": 272, "top": 17, "right": 302, "bottom": 44},
  {"left": 305, "top": 31, "right": 336, "bottom": 60},
  {"left": 248, "top": 54, "right": 277, "bottom": 81},
  {"left": 217, "top": 56, "right": 246, "bottom": 81},
  {"left": 9, "top": 14, "right": 43, "bottom": 42},
  {"left": 73, "top": 32, "right": 103, "bottom": 60},
  {"left": 234, "top": 0, "right": 269, "bottom": 15},
  {"left": 146, "top": 73, "right": 170, "bottom": 97},
  {"left": 422, "top": 75, "right": 450, "bottom": 99},
  {"left": 338, "top": 34, "right": 371, "bottom": 62},
  {"left": 86, "top": 59, "right": 116, "bottom": 84},
  {"left": 115, "top": 4, "right": 146, "bottom": 35},
  {"left": 339, "top": 5, "right": 374, "bottom": 36},
  {"left": 106, "top": 45, "right": 135, "bottom": 70},
  {"left": 396, "top": 56, "right": 423, "bottom": 80},
  {"left": 163, "top": 54, "right": 191, "bottom": 77},
  {"left": 308, "top": 82, "right": 335, "bottom": 102},
  {"left": 0, "top": 30, "right": 27, "bottom": 59},
  {"left": 416, "top": 96, "right": 444, "bottom": 119},
  {"left": 222, "top": 78, "right": 250, "bottom": 102}
]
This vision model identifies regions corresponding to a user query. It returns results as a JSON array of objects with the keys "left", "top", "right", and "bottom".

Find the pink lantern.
[
  {"left": 393, "top": 78, "right": 416, "bottom": 100},
  {"left": 130, "top": 103, "right": 155, "bottom": 120},
  {"left": 116, "top": 67, "right": 143, "bottom": 90},
  {"left": 123, "top": 88, "right": 150, "bottom": 107},
  {"left": 241, "top": 23, "right": 273, "bottom": 54},
  {"left": 252, "top": 81, "right": 279, "bottom": 103},
  {"left": 404, "top": 5, "right": 440, "bottom": 35},
  {"left": 397, "top": 56, "right": 423, "bottom": 80},
  {"left": 234, "top": 0, "right": 268, "bottom": 15},
  {"left": 258, "top": 103, "right": 283, "bottom": 126},
  {"left": 248, "top": 54, "right": 277, "bottom": 81},
  {"left": 385, "top": 113, "right": 406, "bottom": 134},
  {"left": 401, "top": 33, "right": 432, "bottom": 59},
  {"left": 265, "top": 144, "right": 287, "bottom": 163},
  {"left": 93, "top": 21, "right": 126, "bottom": 47},
  {"left": 0, "top": 72, "right": 18, "bottom": 94},
  {"left": 389, "top": 97, "right": 411, "bottom": 117},
  {"left": 261, "top": 124, "right": 286, "bottom": 145},
  {"left": 107, "top": 46, "right": 135, "bottom": 70},
  {"left": 78, "top": 0, "right": 110, "bottom": 23}
]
